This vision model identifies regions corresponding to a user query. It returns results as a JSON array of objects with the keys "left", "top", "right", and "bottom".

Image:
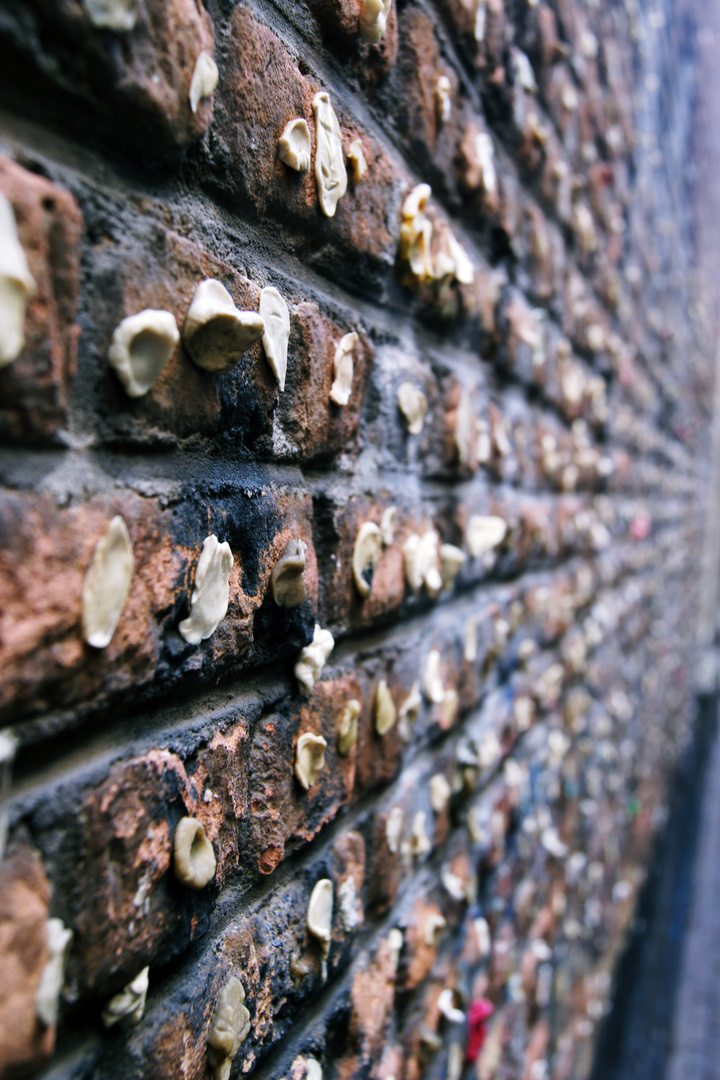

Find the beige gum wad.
[
  {"left": 260, "top": 286, "right": 290, "bottom": 392},
  {"left": 313, "top": 92, "right": 347, "bottom": 218}
]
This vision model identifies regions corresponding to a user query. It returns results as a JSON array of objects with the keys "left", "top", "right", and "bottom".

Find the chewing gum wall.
[{"left": 0, "top": 0, "right": 713, "bottom": 1078}]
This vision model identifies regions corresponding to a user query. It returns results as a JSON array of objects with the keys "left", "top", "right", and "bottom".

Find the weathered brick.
[
  {"left": 0, "top": 157, "right": 82, "bottom": 445},
  {"left": 0, "top": 480, "right": 316, "bottom": 723},
  {"left": 0, "top": 0, "right": 215, "bottom": 156},
  {"left": 383, "top": 9, "right": 463, "bottom": 199},
  {"left": 274, "top": 304, "right": 375, "bottom": 463},
  {"left": 210, "top": 7, "right": 405, "bottom": 296},
  {"left": 248, "top": 676, "right": 358, "bottom": 874},
  {"left": 0, "top": 846, "right": 53, "bottom": 1075},
  {"left": 307, "top": 0, "right": 399, "bottom": 72},
  {"left": 86, "top": 223, "right": 274, "bottom": 449},
  {"left": 73, "top": 750, "right": 189, "bottom": 994}
]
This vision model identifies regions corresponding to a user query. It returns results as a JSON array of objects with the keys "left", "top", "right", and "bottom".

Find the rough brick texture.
[{"left": 0, "top": 0, "right": 713, "bottom": 1078}]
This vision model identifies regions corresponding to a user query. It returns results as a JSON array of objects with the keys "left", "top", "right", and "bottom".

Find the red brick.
[
  {"left": 88, "top": 225, "right": 275, "bottom": 448},
  {"left": 0, "top": 847, "right": 53, "bottom": 1075},
  {"left": 192, "top": 719, "right": 250, "bottom": 884},
  {"left": 401, "top": 897, "right": 448, "bottom": 991},
  {"left": 0, "top": 158, "right": 82, "bottom": 444},
  {"left": 136, "top": 865, "right": 374, "bottom": 1078},
  {"left": 73, "top": 751, "right": 186, "bottom": 993},
  {"left": 318, "top": 495, "right": 419, "bottom": 632},
  {"left": 365, "top": 807, "right": 403, "bottom": 914},
  {"left": 2, "top": 0, "right": 215, "bottom": 154},
  {"left": 334, "top": 935, "right": 402, "bottom": 1080},
  {"left": 387, "top": 9, "right": 462, "bottom": 190},
  {"left": 248, "top": 676, "right": 359, "bottom": 874},
  {"left": 215, "top": 7, "right": 404, "bottom": 290},
  {"left": 275, "top": 304, "right": 374, "bottom": 463},
  {"left": 331, "top": 829, "right": 366, "bottom": 929},
  {"left": 346, "top": 936, "right": 399, "bottom": 1061},
  {"left": 517, "top": 198, "right": 564, "bottom": 303},
  {"left": 88, "top": 220, "right": 377, "bottom": 461},
  {"left": 0, "top": 483, "right": 316, "bottom": 723}
]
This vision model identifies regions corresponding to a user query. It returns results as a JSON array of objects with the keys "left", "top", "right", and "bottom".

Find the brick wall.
[{"left": 0, "top": 0, "right": 713, "bottom": 1078}]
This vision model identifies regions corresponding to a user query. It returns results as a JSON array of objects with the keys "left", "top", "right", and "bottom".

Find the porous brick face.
[{"left": 0, "top": 0, "right": 713, "bottom": 1078}]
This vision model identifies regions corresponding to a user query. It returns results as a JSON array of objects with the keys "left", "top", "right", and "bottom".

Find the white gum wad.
[
  {"left": 189, "top": 51, "right": 219, "bottom": 114},
  {"left": 0, "top": 192, "right": 37, "bottom": 367},
  {"left": 329, "top": 332, "right": 358, "bottom": 406},
  {"left": 313, "top": 92, "right": 347, "bottom": 218},
  {"left": 208, "top": 978, "right": 251, "bottom": 1080},
  {"left": 295, "top": 624, "right": 334, "bottom": 693},
  {"left": 397, "top": 382, "right": 428, "bottom": 435},
  {"left": 82, "top": 516, "right": 135, "bottom": 649},
  {"left": 179, "top": 534, "right": 233, "bottom": 645},
  {"left": 260, "top": 286, "right": 290, "bottom": 391},
  {"left": 359, "top": 0, "right": 393, "bottom": 42},
  {"left": 108, "top": 309, "right": 179, "bottom": 396},
  {"left": 278, "top": 118, "right": 311, "bottom": 173},
  {"left": 183, "top": 279, "right": 264, "bottom": 374},
  {"left": 83, "top": 0, "right": 138, "bottom": 31}
]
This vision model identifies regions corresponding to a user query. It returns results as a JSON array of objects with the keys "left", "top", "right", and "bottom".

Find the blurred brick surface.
[
  {"left": 0, "top": 0, "right": 215, "bottom": 155},
  {"left": 0, "top": 847, "right": 52, "bottom": 1075},
  {"left": 0, "top": 157, "right": 82, "bottom": 444}
]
